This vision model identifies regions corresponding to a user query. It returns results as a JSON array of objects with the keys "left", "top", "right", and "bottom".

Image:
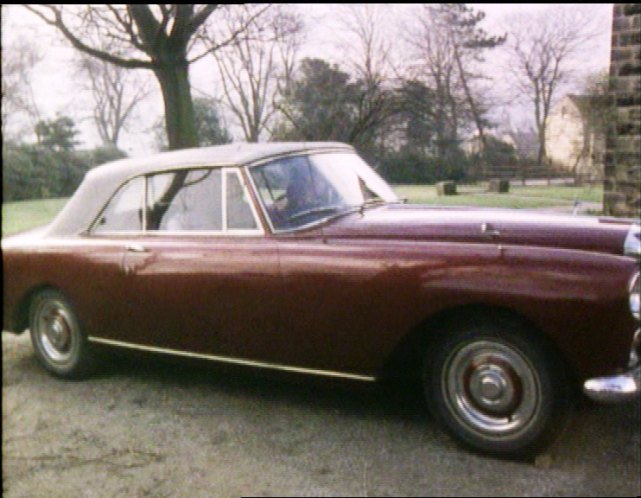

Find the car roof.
[
  {"left": 87, "top": 142, "right": 353, "bottom": 184},
  {"left": 45, "top": 142, "right": 353, "bottom": 236}
]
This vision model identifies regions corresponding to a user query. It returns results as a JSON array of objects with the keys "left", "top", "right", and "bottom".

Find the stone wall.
[{"left": 604, "top": 4, "right": 641, "bottom": 217}]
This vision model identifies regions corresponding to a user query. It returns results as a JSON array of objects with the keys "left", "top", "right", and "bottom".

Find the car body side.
[{"left": 3, "top": 224, "right": 637, "bottom": 382}]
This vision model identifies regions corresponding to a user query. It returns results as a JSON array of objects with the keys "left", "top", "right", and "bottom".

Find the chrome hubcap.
[
  {"left": 47, "top": 316, "right": 69, "bottom": 349},
  {"left": 34, "top": 300, "right": 75, "bottom": 363},
  {"left": 468, "top": 362, "right": 520, "bottom": 415},
  {"left": 444, "top": 340, "right": 540, "bottom": 439}
]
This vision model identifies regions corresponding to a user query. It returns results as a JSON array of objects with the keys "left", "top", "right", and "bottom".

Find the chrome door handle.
[
  {"left": 126, "top": 243, "right": 149, "bottom": 253},
  {"left": 481, "top": 223, "right": 501, "bottom": 238}
]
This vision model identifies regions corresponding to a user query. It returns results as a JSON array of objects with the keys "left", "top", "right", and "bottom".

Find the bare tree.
[
  {"left": 337, "top": 5, "right": 397, "bottom": 154},
  {"left": 338, "top": 5, "right": 393, "bottom": 86},
  {"left": 404, "top": 5, "right": 462, "bottom": 160},
  {"left": 76, "top": 55, "right": 151, "bottom": 148},
  {"left": 212, "top": 6, "right": 304, "bottom": 142},
  {"left": 1, "top": 22, "right": 42, "bottom": 140},
  {"left": 503, "top": 6, "right": 600, "bottom": 167},
  {"left": 403, "top": 4, "right": 506, "bottom": 164},
  {"left": 24, "top": 4, "right": 269, "bottom": 150},
  {"left": 437, "top": 5, "right": 505, "bottom": 154}
]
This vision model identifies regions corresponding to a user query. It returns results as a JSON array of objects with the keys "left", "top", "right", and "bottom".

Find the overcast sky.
[{"left": 2, "top": 4, "right": 613, "bottom": 157}]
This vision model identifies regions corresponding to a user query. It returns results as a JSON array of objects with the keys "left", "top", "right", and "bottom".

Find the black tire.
[
  {"left": 424, "top": 317, "right": 571, "bottom": 457},
  {"left": 29, "top": 289, "right": 96, "bottom": 379}
]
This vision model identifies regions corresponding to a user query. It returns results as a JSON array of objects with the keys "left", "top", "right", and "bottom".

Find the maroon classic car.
[{"left": 2, "top": 142, "right": 640, "bottom": 456}]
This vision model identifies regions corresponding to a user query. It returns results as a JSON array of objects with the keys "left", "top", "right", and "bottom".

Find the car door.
[{"left": 112, "top": 167, "right": 280, "bottom": 358}]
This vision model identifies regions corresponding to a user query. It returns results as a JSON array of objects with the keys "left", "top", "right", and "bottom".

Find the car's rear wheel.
[
  {"left": 424, "top": 319, "right": 571, "bottom": 457},
  {"left": 29, "top": 289, "right": 95, "bottom": 379}
]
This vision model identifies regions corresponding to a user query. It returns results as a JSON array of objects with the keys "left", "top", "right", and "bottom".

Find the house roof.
[{"left": 565, "top": 94, "right": 609, "bottom": 118}]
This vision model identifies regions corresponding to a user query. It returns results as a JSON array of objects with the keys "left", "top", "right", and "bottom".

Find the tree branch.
[{"left": 23, "top": 5, "right": 153, "bottom": 69}]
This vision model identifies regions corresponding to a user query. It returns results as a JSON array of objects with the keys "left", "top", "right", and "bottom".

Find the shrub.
[
  {"left": 2, "top": 143, "right": 127, "bottom": 202},
  {"left": 375, "top": 148, "right": 470, "bottom": 184}
]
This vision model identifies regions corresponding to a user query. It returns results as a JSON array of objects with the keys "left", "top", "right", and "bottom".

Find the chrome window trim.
[
  {"left": 86, "top": 164, "right": 265, "bottom": 237},
  {"left": 222, "top": 167, "right": 228, "bottom": 232},
  {"left": 87, "top": 230, "right": 264, "bottom": 238},
  {"left": 87, "top": 336, "right": 377, "bottom": 382},
  {"left": 246, "top": 146, "right": 354, "bottom": 169},
  {"left": 142, "top": 174, "right": 148, "bottom": 232}
]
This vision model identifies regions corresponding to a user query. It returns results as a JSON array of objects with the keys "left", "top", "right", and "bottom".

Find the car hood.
[{"left": 321, "top": 204, "right": 636, "bottom": 256}]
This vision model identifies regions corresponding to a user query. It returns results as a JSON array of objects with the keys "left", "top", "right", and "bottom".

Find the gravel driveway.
[{"left": 3, "top": 332, "right": 640, "bottom": 497}]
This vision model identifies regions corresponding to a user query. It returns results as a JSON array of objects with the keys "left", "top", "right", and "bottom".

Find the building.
[
  {"left": 545, "top": 94, "right": 606, "bottom": 182},
  {"left": 461, "top": 130, "right": 516, "bottom": 157},
  {"left": 604, "top": 4, "right": 640, "bottom": 217}
]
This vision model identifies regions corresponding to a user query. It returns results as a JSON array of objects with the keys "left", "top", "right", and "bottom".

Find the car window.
[
  {"left": 252, "top": 156, "right": 306, "bottom": 204},
  {"left": 93, "top": 176, "right": 145, "bottom": 233},
  {"left": 249, "top": 152, "right": 398, "bottom": 231},
  {"left": 226, "top": 171, "right": 258, "bottom": 230},
  {"left": 249, "top": 156, "right": 320, "bottom": 230},
  {"left": 146, "top": 169, "right": 222, "bottom": 231}
]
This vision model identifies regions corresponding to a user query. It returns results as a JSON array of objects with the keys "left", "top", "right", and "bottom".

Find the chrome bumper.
[{"left": 583, "top": 364, "right": 641, "bottom": 403}]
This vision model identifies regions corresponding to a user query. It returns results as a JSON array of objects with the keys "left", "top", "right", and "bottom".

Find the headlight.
[
  {"left": 624, "top": 224, "right": 640, "bottom": 258},
  {"left": 630, "top": 272, "right": 640, "bottom": 321}
]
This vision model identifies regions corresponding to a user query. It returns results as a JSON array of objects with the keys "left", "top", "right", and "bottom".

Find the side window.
[
  {"left": 251, "top": 156, "right": 309, "bottom": 205},
  {"left": 226, "top": 171, "right": 258, "bottom": 230},
  {"left": 147, "top": 169, "right": 222, "bottom": 231},
  {"left": 93, "top": 177, "right": 144, "bottom": 233},
  {"left": 249, "top": 156, "right": 311, "bottom": 229}
]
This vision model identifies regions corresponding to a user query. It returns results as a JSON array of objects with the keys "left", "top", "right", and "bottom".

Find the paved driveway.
[{"left": 3, "top": 333, "right": 640, "bottom": 497}]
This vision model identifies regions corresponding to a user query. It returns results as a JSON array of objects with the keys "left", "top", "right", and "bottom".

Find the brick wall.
[{"left": 604, "top": 4, "right": 641, "bottom": 217}]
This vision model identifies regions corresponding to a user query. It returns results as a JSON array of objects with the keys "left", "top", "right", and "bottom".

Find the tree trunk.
[
  {"left": 537, "top": 133, "right": 545, "bottom": 168},
  {"left": 537, "top": 126, "right": 552, "bottom": 185},
  {"left": 454, "top": 48, "right": 487, "bottom": 151},
  {"left": 155, "top": 63, "right": 199, "bottom": 150}
]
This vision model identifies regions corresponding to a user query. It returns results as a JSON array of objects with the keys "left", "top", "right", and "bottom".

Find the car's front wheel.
[
  {"left": 29, "top": 289, "right": 95, "bottom": 379},
  {"left": 424, "top": 319, "right": 571, "bottom": 457}
]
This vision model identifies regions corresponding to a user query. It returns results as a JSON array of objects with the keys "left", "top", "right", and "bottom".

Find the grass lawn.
[
  {"left": 509, "top": 184, "right": 603, "bottom": 203},
  {"left": 1, "top": 183, "right": 604, "bottom": 238},
  {"left": 2, "top": 198, "right": 68, "bottom": 238},
  {"left": 393, "top": 183, "right": 603, "bottom": 209}
]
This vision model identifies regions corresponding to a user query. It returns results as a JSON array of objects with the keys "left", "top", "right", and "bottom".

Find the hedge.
[{"left": 2, "top": 143, "right": 126, "bottom": 202}]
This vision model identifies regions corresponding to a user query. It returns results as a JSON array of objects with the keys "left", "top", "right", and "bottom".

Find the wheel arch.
[
  {"left": 11, "top": 283, "right": 61, "bottom": 334},
  {"left": 379, "top": 303, "right": 578, "bottom": 388}
]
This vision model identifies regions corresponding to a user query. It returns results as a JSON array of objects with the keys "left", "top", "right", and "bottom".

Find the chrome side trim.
[{"left": 87, "top": 336, "right": 377, "bottom": 382}]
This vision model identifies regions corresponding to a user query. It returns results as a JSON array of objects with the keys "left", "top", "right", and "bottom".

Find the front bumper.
[{"left": 583, "top": 364, "right": 641, "bottom": 403}]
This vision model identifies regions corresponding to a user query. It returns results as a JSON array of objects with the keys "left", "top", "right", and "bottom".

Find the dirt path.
[{"left": 3, "top": 332, "right": 640, "bottom": 497}]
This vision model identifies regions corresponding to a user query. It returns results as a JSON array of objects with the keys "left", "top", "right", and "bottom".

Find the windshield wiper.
[{"left": 288, "top": 205, "right": 345, "bottom": 222}]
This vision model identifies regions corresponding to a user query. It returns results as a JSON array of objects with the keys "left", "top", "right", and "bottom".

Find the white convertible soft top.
[{"left": 45, "top": 142, "right": 353, "bottom": 236}]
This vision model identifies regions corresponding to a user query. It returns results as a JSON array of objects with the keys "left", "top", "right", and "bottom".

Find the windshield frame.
[{"left": 245, "top": 150, "right": 398, "bottom": 234}]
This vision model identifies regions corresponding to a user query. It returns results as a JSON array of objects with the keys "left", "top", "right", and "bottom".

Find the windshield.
[{"left": 249, "top": 152, "right": 398, "bottom": 230}]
